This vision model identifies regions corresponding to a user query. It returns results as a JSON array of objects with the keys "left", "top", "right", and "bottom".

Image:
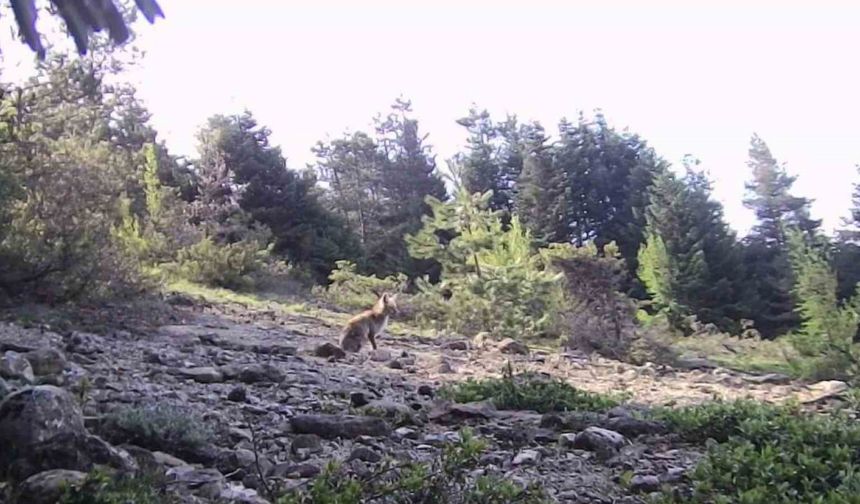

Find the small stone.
[
  {"left": 165, "top": 466, "right": 226, "bottom": 500},
  {"left": 559, "top": 433, "right": 578, "bottom": 448},
  {"left": 178, "top": 367, "right": 224, "bottom": 384},
  {"left": 24, "top": 348, "right": 68, "bottom": 376},
  {"left": 290, "top": 434, "right": 322, "bottom": 457},
  {"left": 229, "top": 428, "right": 253, "bottom": 444},
  {"left": 472, "top": 332, "right": 489, "bottom": 349},
  {"left": 18, "top": 469, "right": 87, "bottom": 504},
  {"left": 417, "top": 384, "right": 434, "bottom": 397},
  {"left": 0, "top": 351, "right": 35, "bottom": 383},
  {"left": 572, "top": 427, "right": 626, "bottom": 455},
  {"left": 227, "top": 386, "right": 248, "bottom": 403},
  {"left": 369, "top": 349, "right": 394, "bottom": 362},
  {"left": 394, "top": 427, "right": 419, "bottom": 440},
  {"left": 387, "top": 358, "right": 404, "bottom": 370},
  {"left": 498, "top": 338, "right": 529, "bottom": 355},
  {"left": 444, "top": 340, "right": 469, "bottom": 351},
  {"left": 630, "top": 474, "right": 661, "bottom": 493},
  {"left": 314, "top": 342, "right": 346, "bottom": 360},
  {"left": 742, "top": 372, "right": 791, "bottom": 385},
  {"left": 350, "top": 391, "right": 371, "bottom": 408},
  {"left": 270, "top": 462, "right": 321, "bottom": 479},
  {"left": 349, "top": 446, "right": 382, "bottom": 463},
  {"left": 153, "top": 451, "right": 188, "bottom": 468},
  {"left": 422, "top": 431, "right": 461, "bottom": 446},
  {"left": 437, "top": 360, "right": 454, "bottom": 374},
  {"left": 512, "top": 449, "right": 541, "bottom": 466}
]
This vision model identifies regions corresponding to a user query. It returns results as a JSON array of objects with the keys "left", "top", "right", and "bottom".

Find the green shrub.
[
  {"left": 406, "top": 189, "right": 566, "bottom": 340},
  {"left": 167, "top": 235, "right": 270, "bottom": 290},
  {"left": 278, "top": 429, "right": 546, "bottom": 504},
  {"left": 657, "top": 400, "right": 860, "bottom": 503},
  {"left": 100, "top": 404, "right": 213, "bottom": 456},
  {"left": 787, "top": 231, "right": 860, "bottom": 382},
  {"left": 438, "top": 365, "right": 625, "bottom": 413},
  {"left": 314, "top": 260, "right": 408, "bottom": 310},
  {"left": 58, "top": 470, "right": 175, "bottom": 504}
]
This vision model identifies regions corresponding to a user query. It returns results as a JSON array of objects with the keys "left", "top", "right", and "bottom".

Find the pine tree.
[
  {"left": 554, "top": 112, "right": 667, "bottom": 286},
  {"left": 514, "top": 122, "right": 567, "bottom": 245},
  {"left": 456, "top": 107, "right": 510, "bottom": 215},
  {"left": 742, "top": 134, "right": 821, "bottom": 337},
  {"left": 638, "top": 166, "right": 743, "bottom": 331},
  {"left": 196, "top": 112, "right": 359, "bottom": 280}
]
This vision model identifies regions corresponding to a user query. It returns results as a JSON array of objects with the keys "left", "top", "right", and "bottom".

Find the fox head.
[{"left": 374, "top": 292, "right": 399, "bottom": 315}]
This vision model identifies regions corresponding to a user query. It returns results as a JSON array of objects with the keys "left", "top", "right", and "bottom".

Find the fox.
[{"left": 339, "top": 292, "right": 399, "bottom": 353}]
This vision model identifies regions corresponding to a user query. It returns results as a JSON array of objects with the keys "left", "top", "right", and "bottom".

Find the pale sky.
[{"left": 7, "top": 0, "right": 860, "bottom": 236}]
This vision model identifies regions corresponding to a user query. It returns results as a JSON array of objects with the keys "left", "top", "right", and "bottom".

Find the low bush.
[
  {"left": 100, "top": 404, "right": 213, "bottom": 456},
  {"left": 657, "top": 399, "right": 860, "bottom": 503},
  {"left": 277, "top": 429, "right": 546, "bottom": 503},
  {"left": 58, "top": 470, "right": 175, "bottom": 504},
  {"left": 166, "top": 235, "right": 270, "bottom": 290},
  {"left": 438, "top": 365, "right": 625, "bottom": 413},
  {"left": 314, "top": 260, "right": 408, "bottom": 310}
]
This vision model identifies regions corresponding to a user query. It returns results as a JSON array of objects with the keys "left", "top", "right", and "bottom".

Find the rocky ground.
[{"left": 0, "top": 297, "right": 849, "bottom": 503}]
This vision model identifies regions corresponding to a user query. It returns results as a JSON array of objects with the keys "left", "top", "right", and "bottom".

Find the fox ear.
[{"left": 381, "top": 292, "right": 389, "bottom": 302}]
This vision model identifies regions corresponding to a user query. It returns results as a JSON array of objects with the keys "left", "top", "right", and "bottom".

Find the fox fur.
[{"left": 340, "top": 292, "right": 398, "bottom": 353}]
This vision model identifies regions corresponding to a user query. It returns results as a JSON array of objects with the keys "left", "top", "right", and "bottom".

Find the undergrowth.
[
  {"left": 100, "top": 404, "right": 214, "bottom": 456},
  {"left": 277, "top": 428, "right": 546, "bottom": 503},
  {"left": 655, "top": 399, "right": 860, "bottom": 503},
  {"left": 58, "top": 470, "right": 176, "bottom": 504},
  {"left": 438, "top": 363, "right": 626, "bottom": 413}
]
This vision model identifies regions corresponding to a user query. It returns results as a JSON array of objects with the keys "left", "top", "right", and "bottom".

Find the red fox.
[{"left": 340, "top": 292, "right": 398, "bottom": 353}]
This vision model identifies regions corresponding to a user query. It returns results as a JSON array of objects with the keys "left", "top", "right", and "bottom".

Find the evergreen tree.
[
  {"left": 742, "top": 134, "right": 821, "bottom": 337},
  {"left": 638, "top": 166, "right": 743, "bottom": 331},
  {"left": 373, "top": 98, "right": 447, "bottom": 277},
  {"left": 456, "top": 107, "right": 510, "bottom": 215},
  {"left": 196, "top": 112, "right": 359, "bottom": 280},
  {"left": 514, "top": 122, "right": 567, "bottom": 245},
  {"left": 554, "top": 112, "right": 667, "bottom": 285}
]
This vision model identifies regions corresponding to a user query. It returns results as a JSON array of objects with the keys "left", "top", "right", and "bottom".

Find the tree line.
[{"left": 1, "top": 36, "right": 859, "bottom": 343}]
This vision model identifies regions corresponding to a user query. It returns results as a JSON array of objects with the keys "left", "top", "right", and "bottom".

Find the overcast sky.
[{"left": 5, "top": 0, "right": 860, "bottom": 236}]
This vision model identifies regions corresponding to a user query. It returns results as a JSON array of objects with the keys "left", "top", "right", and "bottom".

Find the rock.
[
  {"left": 428, "top": 400, "right": 496, "bottom": 424},
  {"left": 437, "top": 360, "right": 455, "bottom": 374},
  {"left": 349, "top": 446, "right": 382, "bottom": 463},
  {"left": 512, "top": 449, "right": 541, "bottom": 466},
  {"left": 120, "top": 445, "right": 160, "bottom": 473},
  {"left": 220, "top": 483, "right": 268, "bottom": 504},
  {"left": 270, "top": 462, "right": 321, "bottom": 479},
  {"left": 363, "top": 399, "right": 416, "bottom": 425},
  {"left": 472, "top": 332, "right": 489, "bottom": 349},
  {"left": 742, "top": 373, "right": 791, "bottom": 385},
  {"left": 290, "top": 434, "right": 323, "bottom": 458},
  {"left": 572, "top": 427, "right": 626, "bottom": 455},
  {"left": 0, "top": 386, "right": 85, "bottom": 452},
  {"left": 153, "top": 451, "right": 190, "bottom": 468},
  {"left": 229, "top": 427, "right": 253, "bottom": 444},
  {"left": 24, "top": 348, "right": 68, "bottom": 376},
  {"left": 369, "top": 349, "right": 394, "bottom": 362},
  {"left": 394, "top": 427, "right": 419, "bottom": 440},
  {"left": 422, "top": 431, "right": 461, "bottom": 446},
  {"left": 17, "top": 469, "right": 87, "bottom": 504},
  {"left": 604, "top": 416, "right": 666, "bottom": 437},
  {"left": 0, "top": 351, "right": 35, "bottom": 383},
  {"left": 444, "top": 340, "right": 470, "bottom": 351},
  {"left": 350, "top": 391, "right": 371, "bottom": 408},
  {"left": 498, "top": 338, "right": 529, "bottom": 355},
  {"left": 559, "top": 433, "right": 578, "bottom": 448},
  {"left": 217, "top": 448, "right": 257, "bottom": 474},
  {"left": 387, "top": 358, "right": 404, "bottom": 370},
  {"left": 629, "top": 474, "right": 661, "bottom": 493},
  {"left": 178, "top": 367, "right": 224, "bottom": 384},
  {"left": 290, "top": 414, "right": 390, "bottom": 439},
  {"left": 6, "top": 431, "right": 138, "bottom": 481},
  {"left": 802, "top": 380, "right": 850, "bottom": 403},
  {"left": 314, "top": 342, "right": 346, "bottom": 360},
  {"left": 65, "top": 332, "right": 105, "bottom": 355},
  {"left": 417, "top": 384, "right": 434, "bottom": 397},
  {"left": 0, "top": 377, "right": 10, "bottom": 399},
  {"left": 166, "top": 466, "right": 226, "bottom": 500},
  {"left": 674, "top": 356, "right": 717, "bottom": 370},
  {"left": 221, "top": 363, "right": 285, "bottom": 384},
  {"left": 227, "top": 385, "right": 248, "bottom": 403}
]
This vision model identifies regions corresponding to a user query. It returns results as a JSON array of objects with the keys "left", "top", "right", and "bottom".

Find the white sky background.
[{"left": 4, "top": 0, "right": 860, "bottom": 236}]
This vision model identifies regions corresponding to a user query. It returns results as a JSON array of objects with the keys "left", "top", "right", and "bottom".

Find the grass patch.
[
  {"left": 100, "top": 404, "right": 214, "bottom": 456},
  {"left": 671, "top": 333, "right": 798, "bottom": 376},
  {"left": 59, "top": 470, "right": 177, "bottom": 504},
  {"left": 438, "top": 364, "right": 626, "bottom": 413},
  {"left": 656, "top": 399, "right": 860, "bottom": 503},
  {"left": 277, "top": 428, "right": 546, "bottom": 504}
]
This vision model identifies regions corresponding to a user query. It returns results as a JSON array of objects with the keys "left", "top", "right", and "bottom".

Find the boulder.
[
  {"left": 498, "top": 338, "right": 529, "bottom": 355},
  {"left": 24, "top": 348, "right": 68, "bottom": 377},
  {"left": 314, "top": 342, "right": 346, "bottom": 360},
  {"left": 0, "top": 351, "right": 35, "bottom": 383},
  {"left": 289, "top": 414, "right": 390, "bottom": 439},
  {"left": 0, "top": 386, "right": 85, "bottom": 450},
  {"left": 15, "top": 469, "right": 87, "bottom": 504},
  {"left": 571, "top": 427, "right": 626, "bottom": 456}
]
